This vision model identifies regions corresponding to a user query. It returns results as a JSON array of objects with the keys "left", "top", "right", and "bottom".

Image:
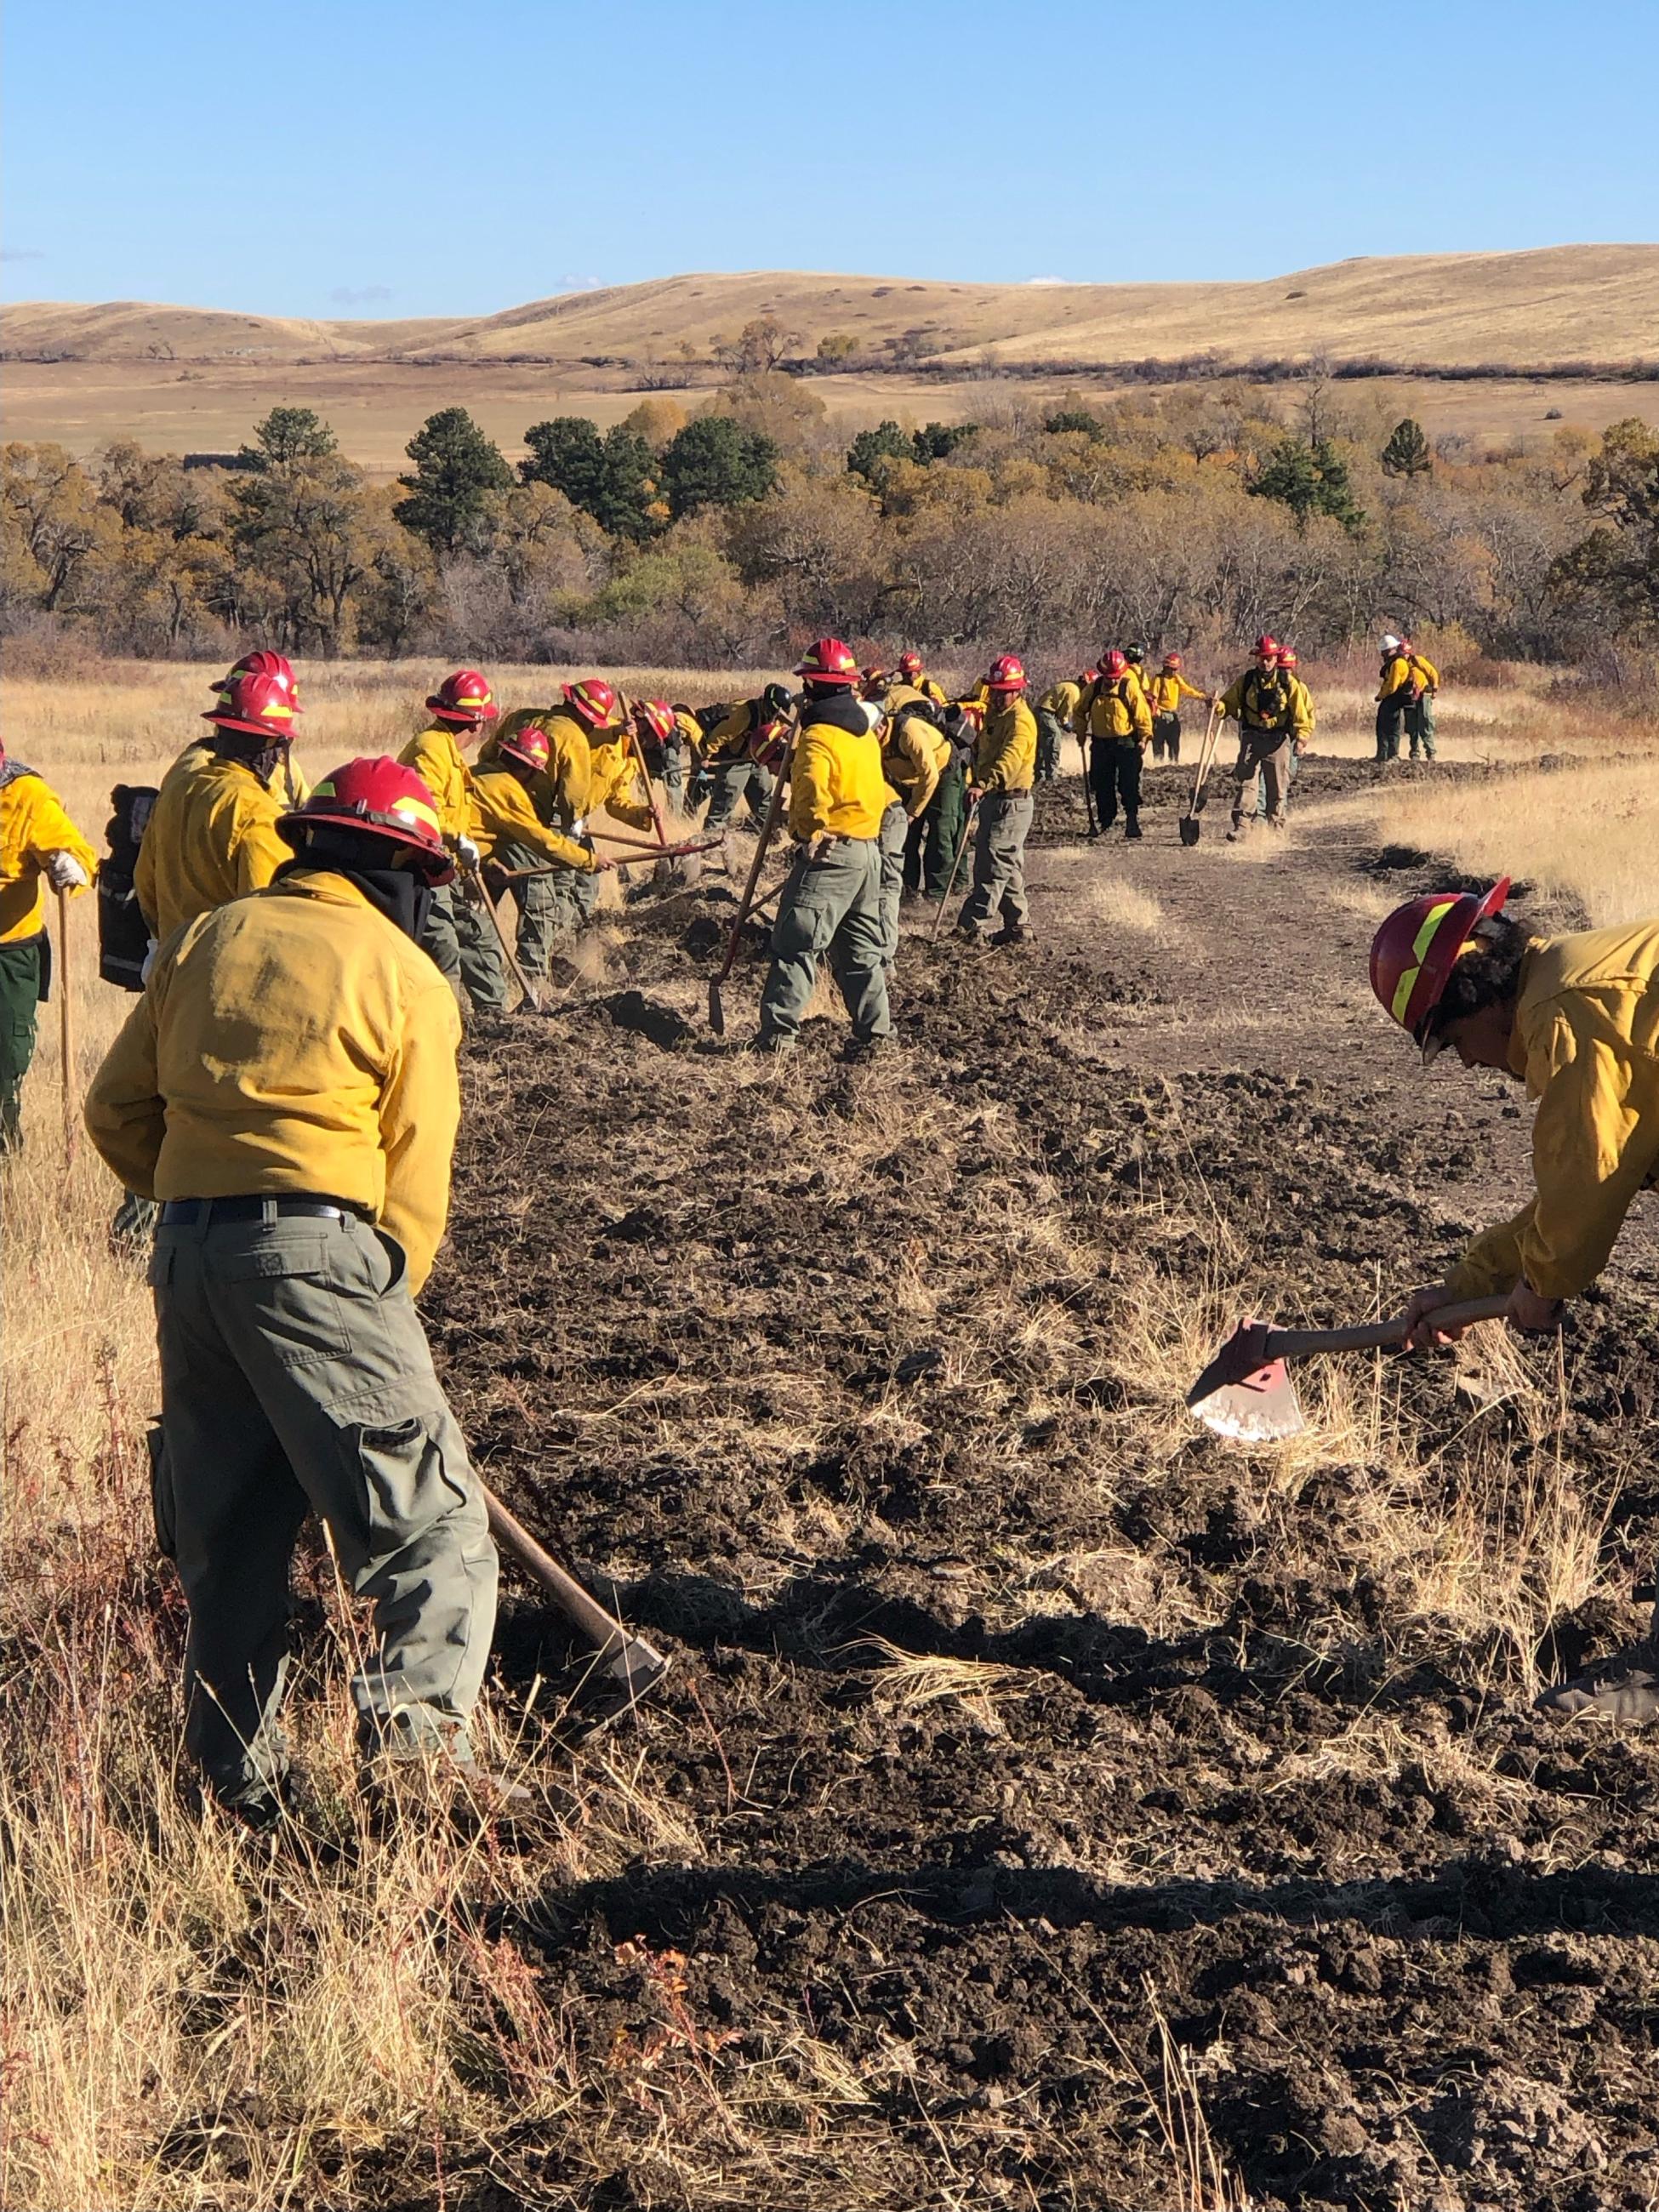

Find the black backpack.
[{"left": 98, "top": 784, "right": 159, "bottom": 990}]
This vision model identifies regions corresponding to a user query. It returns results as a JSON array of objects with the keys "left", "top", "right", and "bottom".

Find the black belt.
[{"left": 159, "top": 1196, "right": 360, "bottom": 1226}]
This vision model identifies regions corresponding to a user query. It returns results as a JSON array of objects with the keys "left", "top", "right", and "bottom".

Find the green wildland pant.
[
  {"left": 147, "top": 1206, "right": 499, "bottom": 1808},
  {"left": 1407, "top": 695, "right": 1438, "bottom": 760},
  {"left": 1375, "top": 694, "right": 1410, "bottom": 761},
  {"left": 1035, "top": 710, "right": 1063, "bottom": 782},
  {"left": 421, "top": 883, "right": 509, "bottom": 1016},
  {"left": 959, "top": 790, "right": 1034, "bottom": 934},
  {"left": 905, "top": 762, "right": 966, "bottom": 899},
  {"left": 1233, "top": 735, "right": 1291, "bottom": 826},
  {"left": 757, "top": 837, "right": 892, "bottom": 1050},
  {"left": 0, "top": 932, "right": 44, "bottom": 1152},
  {"left": 492, "top": 837, "right": 584, "bottom": 977},
  {"left": 876, "top": 799, "right": 909, "bottom": 969},
  {"left": 704, "top": 758, "right": 773, "bottom": 833}
]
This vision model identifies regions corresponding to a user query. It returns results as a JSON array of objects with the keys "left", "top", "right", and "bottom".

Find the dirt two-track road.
[{"left": 425, "top": 756, "right": 1659, "bottom": 2210}]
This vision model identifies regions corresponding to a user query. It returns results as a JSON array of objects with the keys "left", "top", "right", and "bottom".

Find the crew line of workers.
[{"left": 30, "top": 620, "right": 1623, "bottom": 1839}]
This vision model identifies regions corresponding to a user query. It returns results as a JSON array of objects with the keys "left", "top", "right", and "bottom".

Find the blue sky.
[{"left": 3, "top": 0, "right": 1655, "bottom": 316}]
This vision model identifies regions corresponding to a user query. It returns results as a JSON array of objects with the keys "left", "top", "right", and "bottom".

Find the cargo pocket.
[
  {"left": 336, "top": 1411, "right": 474, "bottom": 1566},
  {"left": 146, "top": 1421, "right": 176, "bottom": 1561}
]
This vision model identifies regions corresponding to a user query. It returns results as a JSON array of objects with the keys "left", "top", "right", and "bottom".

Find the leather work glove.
[
  {"left": 44, "top": 851, "right": 90, "bottom": 891},
  {"left": 455, "top": 835, "right": 482, "bottom": 870}
]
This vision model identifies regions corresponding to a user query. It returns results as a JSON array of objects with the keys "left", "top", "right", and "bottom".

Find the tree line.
[{"left": 3, "top": 368, "right": 1655, "bottom": 676}]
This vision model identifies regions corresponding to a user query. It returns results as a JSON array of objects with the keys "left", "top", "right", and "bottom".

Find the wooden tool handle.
[
  {"left": 56, "top": 886, "right": 77, "bottom": 1166},
  {"left": 482, "top": 1483, "right": 640, "bottom": 1653},
  {"left": 714, "top": 723, "right": 796, "bottom": 988},
  {"left": 1264, "top": 1294, "right": 1513, "bottom": 1359}
]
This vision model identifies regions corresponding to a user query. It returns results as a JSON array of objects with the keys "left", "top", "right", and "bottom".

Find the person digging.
[
  {"left": 1372, "top": 877, "right": 1659, "bottom": 1721},
  {"left": 400, "top": 668, "right": 509, "bottom": 1021},
  {"left": 754, "top": 637, "right": 893, "bottom": 1061},
  {"left": 84, "top": 758, "right": 527, "bottom": 1827}
]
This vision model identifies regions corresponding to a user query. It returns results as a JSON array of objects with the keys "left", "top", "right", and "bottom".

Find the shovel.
[
  {"left": 1178, "top": 701, "right": 1224, "bottom": 847},
  {"left": 464, "top": 861, "right": 544, "bottom": 1013},
  {"left": 482, "top": 1484, "right": 671, "bottom": 1730},
  {"left": 1186, "top": 1293, "right": 1513, "bottom": 1442}
]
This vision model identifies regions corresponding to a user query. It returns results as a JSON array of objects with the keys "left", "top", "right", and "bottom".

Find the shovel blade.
[
  {"left": 707, "top": 976, "right": 727, "bottom": 1037},
  {"left": 1190, "top": 1359, "right": 1305, "bottom": 1442},
  {"left": 1178, "top": 816, "right": 1201, "bottom": 847}
]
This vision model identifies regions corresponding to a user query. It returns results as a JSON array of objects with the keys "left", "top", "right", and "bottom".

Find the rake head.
[{"left": 1186, "top": 1318, "right": 1306, "bottom": 1442}]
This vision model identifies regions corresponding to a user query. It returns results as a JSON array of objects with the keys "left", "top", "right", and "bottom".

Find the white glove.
[
  {"left": 140, "top": 937, "right": 160, "bottom": 984},
  {"left": 43, "top": 852, "right": 89, "bottom": 892},
  {"left": 569, "top": 816, "right": 589, "bottom": 838},
  {"left": 455, "top": 835, "right": 482, "bottom": 869}
]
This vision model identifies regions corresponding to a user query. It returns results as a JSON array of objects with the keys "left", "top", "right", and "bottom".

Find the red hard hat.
[
  {"left": 214, "top": 649, "right": 298, "bottom": 698},
  {"left": 426, "top": 668, "right": 498, "bottom": 726},
  {"left": 1097, "top": 650, "right": 1127, "bottom": 678},
  {"left": 203, "top": 670, "right": 302, "bottom": 743},
  {"left": 1163, "top": 652, "right": 1183, "bottom": 669},
  {"left": 636, "top": 698, "right": 676, "bottom": 744},
  {"left": 497, "top": 724, "right": 552, "bottom": 774},
  {"left": 562, "top": 677, "right": 619, "bottom": 729},
  {"left": 277, "top": 756, "right": 453, "bottom": 882},
  {"left": 1254, "top": 634, "right": 1280, "bottom": 658},
  {"left": 985, "top": 653, "right": 1027, "bottom": 691},
  {"left": 1370, "top": 878, "right": 1510, "bottom": 1044},
  {"left": 898, "top": 651, "right": 923, "bottom": 676},
  {"left": 794, "top": 637, "right": 860, "bottom": 685},
  {"left": 1278, "top": 647, "right": 1299, "bottom": 668}
]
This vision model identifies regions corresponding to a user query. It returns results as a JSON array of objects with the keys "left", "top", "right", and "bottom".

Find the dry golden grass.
[
  {"left": 1, "top": 657, "right": 1649, "bottom": 2209},
  {"left": 1364, "top": 756, "right": 1659, "bottom": 926}
]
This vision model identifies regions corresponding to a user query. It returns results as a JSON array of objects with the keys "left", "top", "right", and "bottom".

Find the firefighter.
[
  {"left": 1074, "top": 650, "right": 1154, "bottom": 840},
  {"left": 0, "top": 736, "right": 96, "bottom": 1151},
  {"left": 1255, "top": 647, "right": 1314, "bottom": 819},
  {"left": 205, "top": 651, "right": 309, "bottom": 808},
  {"left": 1215, "top": 636, "right": 1310, "bottom": 837},
  {"left": 399, "top": 669, "right": 508, "bottom": 1020},
  {"left": 84, "top": 758, "right": 516, "bottom": 1824},
  {"left": 470, "top": 724, "right": 604, "bottom": 966},
  {"left": 897, "top": 651, "right": 949, "bottom": 713},
  {"left": 877, "top": 681, "right": 948, "bottom": 961},
  {"left": 1405, "top": 637, "right": 1441, "bottom": 761},
  {"left": 1375, "top": 632, "right": 1415, "bottom": 761},
  {"left": 1371, "top": 879, "right": 1659, "bottom": 1722},
  {"left": 666, "top": 704, "right": 703, "bottom": 812},
  {"left": 556, "top": 712, "right": 661, "bottom": 936},
  {"left": 134, "top": 672, "right": 300, "bottom": 942},
  {"left": 958, "top": 655, "right": 1039, "bottom": 945},
  {"left": 755, "top": 639, "right": 893, "bottom": 1058},
  {"left": 482, "top": 679, "right": 613, "bottom": 972},
  {"left": 908, "top": 701, "right": 977, "bottom": 904},
  {"left": 630, "top": 698, "right": 681, "bottom": 814},
  {"left": 1035, "top": 673, "right": 1083, "bottom": 784},
  {"left": 699, "top": 684, "right": 795, "bottom": 834},
  {"left": 1145, "top": 652, "right": 1210, "bottom": 763}
]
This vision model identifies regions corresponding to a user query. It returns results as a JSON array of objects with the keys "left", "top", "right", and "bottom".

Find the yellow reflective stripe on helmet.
[
  {"left": 391, "top": 795, "right": 442, "bottom": 835},
  {"left": 1389, "top": 898, "right": 1459, "bottom": 1023}
]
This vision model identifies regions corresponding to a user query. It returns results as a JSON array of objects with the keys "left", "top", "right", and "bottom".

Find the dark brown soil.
[{"left": 425, "top": 772, "right": 1659, "bottom": 2211}]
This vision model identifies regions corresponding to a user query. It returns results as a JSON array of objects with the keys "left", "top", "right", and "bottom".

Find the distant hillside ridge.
[{"left": 4, "top": 246, "right": 1656, "bottom": 373}]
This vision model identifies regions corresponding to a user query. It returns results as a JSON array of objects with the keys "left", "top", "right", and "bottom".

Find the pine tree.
[
  {"left": 1381, "top": 418, "right": 1433, "bottom": 479},
  {"left": 394, "top": 408, "right": 511, "bottom": 556}
]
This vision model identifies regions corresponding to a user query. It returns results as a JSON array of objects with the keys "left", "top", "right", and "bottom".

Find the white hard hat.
[{"left": 1379, "top": 632, "right": 1403, "bottom": 653}]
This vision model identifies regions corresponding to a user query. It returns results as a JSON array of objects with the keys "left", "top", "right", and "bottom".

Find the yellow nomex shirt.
[
  {"left": 470, "top": 769, "right": 596, "bottom": 872},
  {"left": 83, "top": 871, "right": 462, "bottom": 1291},
  {"left": 1445, "top": 920, "right": 1659, "bottom": 1303},
  {"left": 0, "top": 768, "right": 96, "bottom": 944},
  {"left": 134, "top": 750, "right": 291, "bottom": 940},
  {"left": 399, "top": 726, "right": 478, "bottom": 844},
  {"left": 881, "top": 711, "right": 948, "bottom": 818},
  {"left": 973, "top": 698, "right": 1039, "bottom": 794},
  {"left": 1146, "top": 671, "right": 1208, "bottom": 715},
  {"left": 1075, "top": 676, "right": 1153, "bottom": 744},
  {"left": 788, "top": 714, "right": 896, "bottom": 841}
]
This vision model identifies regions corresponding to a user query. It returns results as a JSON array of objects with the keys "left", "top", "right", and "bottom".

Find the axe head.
[{"left": 1186, "top": 1318, "right": 1306, "bottom": 1442}]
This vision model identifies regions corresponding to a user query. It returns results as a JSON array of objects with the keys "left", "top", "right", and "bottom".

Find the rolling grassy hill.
[{"left": 5, "top": 247, "right": 1656, "bottom": 370}]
